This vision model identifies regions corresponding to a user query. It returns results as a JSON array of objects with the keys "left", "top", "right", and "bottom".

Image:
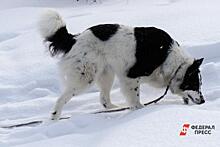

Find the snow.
[{"left": 0, "top": 0, "right": 220, "bottom": 146}]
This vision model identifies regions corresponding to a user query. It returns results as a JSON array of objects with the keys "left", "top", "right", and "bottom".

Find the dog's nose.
[
  {"left": 199, "top": 99, "right": 205, "bottom": 104},
  {"left": 198, "top": 95, "right": 205, "bottom": 104}
]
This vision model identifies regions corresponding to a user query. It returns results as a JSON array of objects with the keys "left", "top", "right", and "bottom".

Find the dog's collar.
[
  {"left": 169, "top": 62, "right": 185, "bottom": 85},
  {"left": 157, "top": 63, "right": 185, "bottom": 100}
]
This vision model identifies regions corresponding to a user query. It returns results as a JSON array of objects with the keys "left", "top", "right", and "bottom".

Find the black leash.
[
  {"left": 1, "top": 121, "right": 43, "bottom": 129},
  {"left": 1, "top": 117, "right": 70, "bottom": 129},
  {"left": 94, "top": 64, "right": 184, "bottom": 114},
  {"left": 93, "top": 87, "right": 169, "bottom": 114}
]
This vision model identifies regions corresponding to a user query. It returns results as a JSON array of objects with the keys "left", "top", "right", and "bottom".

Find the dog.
[{"left": 38, "top": 10, "right": 205, "bottom": 120}]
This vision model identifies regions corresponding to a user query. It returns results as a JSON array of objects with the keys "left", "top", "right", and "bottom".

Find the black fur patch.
[
  {"left": 180, "top": 64, "right": 201, "bottom": 92},
  {"left": 89, "top": 24, "right": 119, "bottom": 41},
  {"left": 103, "top": 103, "right": 107, "bottom": 108},
  {"left": 47, "top": 26, "right": 77, "bottom": 56},
  {"left": 134, "top": 87, "right": 138, "bottom": 91},
  {"left": 127, "top": 27, "right": 173, "bottom": 78},
  {"left": 52, "top": 111, "right": 57, "bottom": 115}
]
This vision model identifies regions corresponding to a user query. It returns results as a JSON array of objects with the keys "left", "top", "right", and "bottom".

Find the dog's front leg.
[{"left": 120, "top": 78, "right": 143, "bottom": 110}]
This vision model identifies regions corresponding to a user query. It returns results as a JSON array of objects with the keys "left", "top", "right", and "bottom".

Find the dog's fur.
[{"left": 39, "top": 10, "right": 205, "bottom": 120}]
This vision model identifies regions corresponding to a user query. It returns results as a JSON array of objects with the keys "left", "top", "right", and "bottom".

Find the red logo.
[{"left": 179, "top": 124, "right": 190, "bottom": 136}]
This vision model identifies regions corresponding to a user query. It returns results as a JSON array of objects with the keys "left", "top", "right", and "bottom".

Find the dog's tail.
[{"left": 38, "top": 9, "right": 76, "bottom": 57}]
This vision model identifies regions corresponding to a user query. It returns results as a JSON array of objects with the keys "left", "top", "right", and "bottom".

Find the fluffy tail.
[{"left": 38, "top": 10, "right": 75, "bottom": 57}]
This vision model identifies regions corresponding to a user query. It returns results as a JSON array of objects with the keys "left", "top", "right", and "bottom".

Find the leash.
[
  {"left": 94, "top": 64, "right": 184, "bottom": 114},
  {"left": 1, "top": 117, "right": 70, "bottom": 129}
]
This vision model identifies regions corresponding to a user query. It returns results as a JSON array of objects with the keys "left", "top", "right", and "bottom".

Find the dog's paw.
[
  {"left": 130, "top": 103, "right": 144, "bottom": 110},
  {"left": 51, "top": 111, "right": 60, "bottom": 121},
  {"left": 103, "top": 103, "right": 118, "bottom": 109},
  {"left": 107, "top": 104, "right": 118, "bottom": 109}
]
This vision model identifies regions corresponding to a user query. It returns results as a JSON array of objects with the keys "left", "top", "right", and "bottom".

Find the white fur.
[
  {"left": 38, "top": 9, "right": 66, "bottom": 38},
  {"left": 39, "top": 11, "right": 199, "bottom": 120}
]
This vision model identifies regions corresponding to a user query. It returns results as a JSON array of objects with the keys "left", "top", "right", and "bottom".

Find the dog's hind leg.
[
  {"left": 51, "top": 89, "right": 76, "bottom": 120},
  {"left": 96, "top": 67, "right": 117, "bottom": 109},
  {"left": 119, "top": 78, "right": 143, "bottom": 110},
  {"left": 51, "top": 81, "right": 90, "bottom": 120},
  {"left": 51, "top": 63, "right": 95, "bottom": 120}
]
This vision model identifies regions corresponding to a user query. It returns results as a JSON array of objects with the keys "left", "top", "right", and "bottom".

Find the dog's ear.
[{"left": 192, "top": 58, "right": 204, "bottom": 69}]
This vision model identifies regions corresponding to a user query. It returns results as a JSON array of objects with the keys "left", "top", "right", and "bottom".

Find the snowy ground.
[{"left": 0, "top": 0, "right": 220, "bottom": 146}]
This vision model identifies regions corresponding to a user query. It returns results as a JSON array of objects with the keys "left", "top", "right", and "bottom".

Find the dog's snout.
[
  {"left": 197, "top": 95, "right": 205, "bottom": 104},
  {"left": 201, "top": 99, "right": 205, "bottom": 104},
  {"left": 199, "top": 98, "right": 205, "bottom": 104},
  {"left": 199, "top": 95, "right": 205, "bottom": 104},
  {"left": 187, "top": 94, "right": 205, "bottom": 105}
]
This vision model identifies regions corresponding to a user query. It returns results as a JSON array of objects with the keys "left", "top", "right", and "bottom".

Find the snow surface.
[{"left": 0, "top": 0, "right": 220, "bottom": 146}]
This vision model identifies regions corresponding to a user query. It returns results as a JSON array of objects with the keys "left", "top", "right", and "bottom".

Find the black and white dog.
[{"left": 39, "top": 10, "right": 205, "bottom": 120}]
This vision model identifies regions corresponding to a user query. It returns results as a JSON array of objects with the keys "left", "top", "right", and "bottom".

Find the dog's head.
[{"left": 172, "top": 58, "right": 205, "bottom": 104}]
